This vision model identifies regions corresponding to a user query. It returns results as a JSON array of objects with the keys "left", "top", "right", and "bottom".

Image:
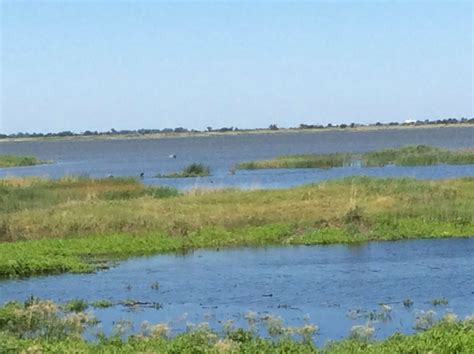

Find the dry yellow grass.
[{"left": 1, "top": 176, "right": 473, "bottom": 242}]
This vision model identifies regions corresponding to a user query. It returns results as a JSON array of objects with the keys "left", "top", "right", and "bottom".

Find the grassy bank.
[
  {"left": 0, "top": 176, "right": 473, "bottom": 277},
  {"left": 236, "top": 145, "right": 474, "bottom": 170},
  {"left": 0, "top": 297, "right": 473, "bottom": 353},
  {"left": 157, "top": 163, "right": 211, "bottom": 178},
  {"left": 0, "top": 154, "right": 46, "bottom": 168}
]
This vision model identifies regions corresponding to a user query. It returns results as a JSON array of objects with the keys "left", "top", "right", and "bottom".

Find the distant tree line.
[{"left": 1, "top": 117, "right": 473, "bottom": 140}]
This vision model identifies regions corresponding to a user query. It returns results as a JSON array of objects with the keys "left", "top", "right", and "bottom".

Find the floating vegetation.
[
  {"left": 64, "top": 299, "right": 89, "bottom": 313},
  {"left": 432, "top": 297, "right": 449, "bottom": 306},
  {"left": 121, "top": 299, "right": 162, "bottom": 310},
  {"left": 236, "top": 145, "right": 474, "bottom": 170},
  {"left": 157, "top": 163, "right": 210, "bottom": 178},
  {"left": 347, "top": 305, "right": 392, "bottom": 322},
  {"left": 0, "top": 154, "right": 47, "bottom": 168},
  {"left": 349, "top": 323, "right": 375, "bottom": 341},
  {"left": 91, "top": 300, "right": 113, "bottom": 309},
  {"left": 414, "top": 310, "right": 437, "bottom": 331},
  {"left": 0, "top": 299, "right": 474, "bottom": 352}
]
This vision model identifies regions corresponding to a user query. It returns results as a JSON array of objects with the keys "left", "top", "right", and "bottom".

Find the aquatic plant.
[
  {"left": 349, "top": 323, "right": 375, "bottom": 341},
  {"left": 0, "top": 298, "right": 95, "bottom": 340},
  {"left": 414, "top": 310, "right": 437, "bottom": 331},
  {"left": 140, "top": 321, "right": 170, "bottom": 339},
  {"left": 91, "top": 300, "right": 113, "bottom": 309},
  {"left": 157, "top": 163, "right": 211, "bottom": 178},
  {"left": 64, "top": 299, "right": 89, "bottom": 313},
  {"left": 150, "top": 281, "right": 160, "bottom": 290},
  {"left": 432, "top": 297, "right": 449, "bottom": 306},
  {"left": 1, "top": 298, "right": 474, "bottom": 353}
]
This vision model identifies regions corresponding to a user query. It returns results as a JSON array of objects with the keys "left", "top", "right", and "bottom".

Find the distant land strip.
[{"left": 1, "top": 118, "right": 473, "bottom": 142}]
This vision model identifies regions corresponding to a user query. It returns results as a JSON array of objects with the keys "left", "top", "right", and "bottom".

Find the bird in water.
[
  {"left": 169, "top": 154, "right": 177, "bottom": 159},
  {"left": 139, "top": 172, "right": 144, "bottom": 178}
]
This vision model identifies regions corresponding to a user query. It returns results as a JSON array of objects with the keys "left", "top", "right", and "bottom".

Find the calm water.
[
  {"left": 1, "top": 238, "right": 473, "bottom": 342},
  {"left": 1, "top": 127, "right": 474, "bottom": 189}
]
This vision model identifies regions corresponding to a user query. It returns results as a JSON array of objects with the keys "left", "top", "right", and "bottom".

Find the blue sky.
[{"left": 1, "top": 1, "right": 472, "bottom": 134}]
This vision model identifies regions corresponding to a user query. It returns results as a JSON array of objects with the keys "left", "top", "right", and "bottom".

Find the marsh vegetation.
[
  {"left": 0, "top": 297, "right": 473, "bottom": 353},
  {"left": 0, "top": 154, "right": 46, "bottom": 168},
  {"left": 156, "top": 163, "right": 211, "bottom": 178},
  {"left": 0, "top": 176, "right": 473, "bottom": 277},
  {"left": 236, "top": 145, "right": 474, "bottom": 170}
]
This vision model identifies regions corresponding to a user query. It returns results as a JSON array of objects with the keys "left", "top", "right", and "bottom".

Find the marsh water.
[
  {"left": 1, "top": 127, "right": 474, "bottom": 189},
  {"left": 1, "top": 127, "right": 474, "bottom": 342},
  {"left": 0, "top": 238, "right": 473, "bottom": 342}
]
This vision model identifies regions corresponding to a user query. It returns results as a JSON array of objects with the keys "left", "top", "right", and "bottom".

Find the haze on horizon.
[{"left": 1, "top": 0, "right": 472, "bottom": 135}]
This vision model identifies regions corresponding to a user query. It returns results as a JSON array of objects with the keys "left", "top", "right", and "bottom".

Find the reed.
[
  {"left": 157, "top": 163, "right": 211, "bottom": 178},
  {"left": 235, "top": 145, "right": 474, "bottom": 170}
]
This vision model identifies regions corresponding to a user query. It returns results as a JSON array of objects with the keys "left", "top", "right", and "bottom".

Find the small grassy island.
[
  {"left": 236, "top": 145, "right": 474, "bottom": 170},
  {"left": 157, "top": 163, "right": 211, "bottom": 178},
  {"left": 0, "top": 154, "right": 46, "bottom": 168}
]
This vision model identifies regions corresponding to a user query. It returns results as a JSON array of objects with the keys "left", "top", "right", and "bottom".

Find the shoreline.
[{"left": 1, "top": 123, "right": 473, "bottom": 144}]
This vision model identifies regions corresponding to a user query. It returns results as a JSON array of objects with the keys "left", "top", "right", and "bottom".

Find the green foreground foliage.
[
  {"left": 1, "top": 175, "right": 474, "bottom": 277},
  {"left": 0, "top": 154, "right": 46, "bottom": 168},
  {"left": 0, "top": 297, "right": 473, "bottom": 353},
  {"left": 236, "top": 145, "right": 474, "bottom": 170}
]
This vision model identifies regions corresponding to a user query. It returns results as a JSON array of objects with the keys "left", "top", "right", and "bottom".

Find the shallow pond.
[
  {"left": 1, "top": 127, "right": 474, "bottom": 189},
  {"left": 1, "top": 238, "right": 473, "bottom": 343}
]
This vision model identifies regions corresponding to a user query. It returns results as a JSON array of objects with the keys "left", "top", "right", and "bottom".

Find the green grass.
[
  {"left": 157, "top": 163, "right": 211, "bottom": 178},
  {"left": 237, "top": 153, "right": 353, "bottom": 170},
  {"left": 236, "top": 145, "right": 474, "bottom": 170},
  {"left": 363, "top": 144, "right": 474, "bottom": 167},
  {"left": 91, "top": 300, "right": 113, "bottom": 309},
  {"left": 0, "top": 154, "right": 47, "bottom": 168},
  {"left": 0, "top": 176, "right": 473, "bottom": 277},
  {"left": 0, "top": 176, "right": 177, "bottom": 214}
]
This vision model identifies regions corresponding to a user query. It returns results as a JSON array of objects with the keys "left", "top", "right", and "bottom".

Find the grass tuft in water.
[
  {"left": 91, "top": 300, "right": 113, "bottom": 309},
  {"left": 157, "top": 163, "right": 210, "bottom": 178}
]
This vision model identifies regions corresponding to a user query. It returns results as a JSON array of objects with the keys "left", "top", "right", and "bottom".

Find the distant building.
[{"left": 404, "top": 119, "right": 416, "bottom": 124}]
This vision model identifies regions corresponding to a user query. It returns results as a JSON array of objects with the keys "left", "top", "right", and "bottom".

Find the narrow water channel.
[{"left": 1, "top": 238, "right": 473, "bottom": 343}]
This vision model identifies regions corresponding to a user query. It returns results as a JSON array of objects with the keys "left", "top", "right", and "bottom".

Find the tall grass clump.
[
  {"left": 157, "top": 163, "right": 210, "bottom": 178},
  {"left": 236, "top": 153, "right": 353, "bottom": 170},
  {"left": 0, "top": 155, "right": 46, "bottom": 168}
]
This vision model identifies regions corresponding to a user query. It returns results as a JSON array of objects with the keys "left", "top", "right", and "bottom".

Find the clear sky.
[{"left": 1, "top": 1, "right": 472, "bottom": 134}]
